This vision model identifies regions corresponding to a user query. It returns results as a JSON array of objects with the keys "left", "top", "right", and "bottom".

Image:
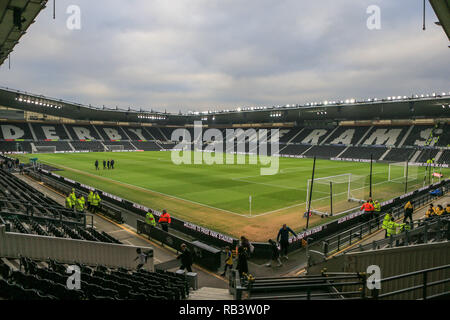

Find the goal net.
[
  {"left": 34, "top": 146, "right": 56, "bottom": 154},
  {"left": 106, "top": 145, "right": 124, "bottom": 151},
  {"left": 306, "top": 173, "right": 367, "bottom": 216},
  {"left": 388, "top": 162, "right": 419, "bottom": 183}
]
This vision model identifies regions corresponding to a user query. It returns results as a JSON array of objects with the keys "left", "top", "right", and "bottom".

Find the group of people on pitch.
[
  {"left": 94, "top": 159, "right": 115, "bottom": 170},
  {"left": 65, "top": 188, "right": 102, "bottom": 214}
]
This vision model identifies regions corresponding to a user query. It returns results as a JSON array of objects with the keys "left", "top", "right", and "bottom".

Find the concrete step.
[{"left": 188, "top": 287, "right": 234, "bottom": 300}]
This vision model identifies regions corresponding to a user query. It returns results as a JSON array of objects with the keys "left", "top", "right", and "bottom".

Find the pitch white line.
[{"left": 36, "top": 159, "right": 250, "bottom": 218}]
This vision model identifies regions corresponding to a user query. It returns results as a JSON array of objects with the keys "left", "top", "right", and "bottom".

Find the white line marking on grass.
[{"left": 36, "top": 159, "right": 250, "bottom": 218}]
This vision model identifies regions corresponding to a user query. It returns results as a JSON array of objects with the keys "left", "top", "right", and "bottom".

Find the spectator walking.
[
  {"left": 134, "top": 248, "right": 151, "bottom": 270},
  {"left": 266, "top": 239, "right": 282, "bottom": 267},
  {"left": 403, "top": 201, "right": 414, "bottom": 223},
  {"left": 237, "top": 236, "right": 254, "bottom": 257},
  {"left": 236, "top": 245, "right": 249, "bottom": 278},
  {"left": 158, "top": 209, "right": 171, "bottom": 232},
  {"left": 221, "top": 246, "right": 233, "bottom": 277},
  {"left": 177, "top": 244, "right": 193, "bottom": 273},
  {"left": 277, "top": 224, "right": 297, "bottom": 259}
]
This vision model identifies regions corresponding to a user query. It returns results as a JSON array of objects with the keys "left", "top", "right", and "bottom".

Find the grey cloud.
[{"left": 0, "top": 0, "right": 448, "bottom": 112}]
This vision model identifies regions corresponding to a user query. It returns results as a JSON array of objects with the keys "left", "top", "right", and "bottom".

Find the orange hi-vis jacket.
[
  {"left": 361, "top": 202, "right": 374, "bottom": 212},
  {"left": 158, "top": 212, "right": 171, "bottom": 224}
]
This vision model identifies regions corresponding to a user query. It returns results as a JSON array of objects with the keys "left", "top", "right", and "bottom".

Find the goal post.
[
  {"left": 388, "top": 161, "right": 421, "bottom": 184},
  {"left": 306, "top": 173, "right": 367, "bottom": 216},
  {"left": 34, "top": 146, "right": 57, "bottom": 154},
  {"left": 106, "top": 145, "right": 124, "bottom": 152}
]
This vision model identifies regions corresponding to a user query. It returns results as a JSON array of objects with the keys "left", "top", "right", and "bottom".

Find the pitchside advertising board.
[{"left": 34, "top": 168, "right": 449, "bottom": 255}]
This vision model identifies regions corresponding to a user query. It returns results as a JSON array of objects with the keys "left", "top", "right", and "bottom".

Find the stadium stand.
[
  {"left": 70, "top": 141, "right": 105, "bottom": 152},
  {"left": 33, "top": 141, "right": 73, "bottom": 152},
  {"left": 0, "top": 256, "right": 189, "bottom": 300},
  {"left": 30, "top": 123, "right": 71, "bottom": 141},
  {"left": 323, "top": 126, "right": 371, "bottom": 146},
  {"left": 0, "top": 121, "right": 447, "bottom": 164},
  {"left": 289, "top": 128, "right": 332, "bottom": 144},
  {"left": 64, "top": 124, "right": 103, "bottom": 141},
  {"left": 382, "top": 148, "right": 417, "bottom": 162},
  {"left": 279, "top": 144, "right": 311, "bottom": 156},
  {"left": 303, "top": 145, "right": 347, "bottom": 159},
  {"left": 338, "top": 146, "right": 388, "bottom": 160}
]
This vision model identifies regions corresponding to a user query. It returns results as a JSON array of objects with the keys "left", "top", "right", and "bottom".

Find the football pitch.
[{"left": 17, "top": 151, "right": 449, "bottom": 241}]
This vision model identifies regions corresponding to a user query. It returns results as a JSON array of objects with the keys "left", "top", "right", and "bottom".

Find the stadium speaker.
[{"left": 13, "top": 7, "right": 24, "bottom": 30}]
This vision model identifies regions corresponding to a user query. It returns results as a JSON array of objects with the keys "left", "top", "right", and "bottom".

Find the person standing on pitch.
[
  {"left": 107, "top": 160, "right": 110, "bottom": 170},
  {"left": 103, "top": 160, "right": 106, "bottom": 170},
  {"left": 95, "top": 160, "right": 99, "bottom": 171},
  {"left": 111, "top": 159, "right": 115, "bottom": 170},
  {"left": 277, "top": 224, "right": 297, "bottom": 260}
]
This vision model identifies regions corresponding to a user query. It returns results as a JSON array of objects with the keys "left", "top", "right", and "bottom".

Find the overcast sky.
[{"left": 0, "top": 0, "right": 448, "bottom": 113}]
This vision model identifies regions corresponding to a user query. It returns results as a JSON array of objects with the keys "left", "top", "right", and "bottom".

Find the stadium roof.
[
  {"left": 1, "top": 86, "right": 449, "bottom": 125},
  {"left": 429, "top": 0, "right": 450, "bottom": 41},
  {"left": 0, "top": 0, "right": 48, "bottom": 66}
]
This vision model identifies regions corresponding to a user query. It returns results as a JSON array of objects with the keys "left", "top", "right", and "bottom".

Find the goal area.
[
  {"left": 306, "top": 173, "right": 367, "bottom": 217},
  {"left": 34, "top": 146, "right": 57, "bottom": 154}
]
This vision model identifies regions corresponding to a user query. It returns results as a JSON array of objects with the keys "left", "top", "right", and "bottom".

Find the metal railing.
[
  {"left": 235, "top": 272, "right": 368, "bottom": 300},
  {"left": 319, "top": 184, "right": 449, "bottom": 257},
  {"left": 346, "top": 215, "right": 450, "bottom": 253},
  {"left": 369, "top": 264, "right": 450, "bottom": 300}
]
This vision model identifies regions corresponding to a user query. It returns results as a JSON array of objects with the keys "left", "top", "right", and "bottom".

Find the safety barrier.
[{"left": 136, "top": 220, "right": 222, "bottom": 271}]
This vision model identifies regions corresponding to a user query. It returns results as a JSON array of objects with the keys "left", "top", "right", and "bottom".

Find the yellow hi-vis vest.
[
  {"left": 92, "top": 194, "right": 101, "bottom": 206},
  {"left": 373, "top": 202, "right": 381, "bottom": 212},
  {"left": 88, "top": 192, "right": 94, "bottom": 204},
  {"left": 382, "top": 214, "right": 391, "bottom": 230},
  {"left": 145, "top": 212, "right": 156, "bottom": 227},
  {"left": 75, "top": 199, "right": 84, "bottom": 212},
  {"left": 65, "top": 197, "right": 72, "bottom": 209}
]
